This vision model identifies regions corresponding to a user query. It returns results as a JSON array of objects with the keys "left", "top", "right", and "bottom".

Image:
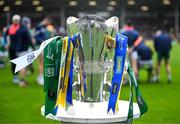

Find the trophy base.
[{"left": 41, "top": 100, "right": 140, "bottom": 124}]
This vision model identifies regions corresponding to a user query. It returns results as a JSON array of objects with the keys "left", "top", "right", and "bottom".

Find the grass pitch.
[{"left": 0, "top": 42, "right": 180, "bottom": 123}]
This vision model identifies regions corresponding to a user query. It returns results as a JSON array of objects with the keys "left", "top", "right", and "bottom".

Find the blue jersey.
[
  {"left": 121, "top": 29, "right": 139, "bottom": 47},
  {"left": 136, "top": 43, "right": 153, "bottom": 61},
  {"left": 16, "top": 25, "right": 33, "bottom": 52},
  {"left": 154, "top": 33, "right": 172, "bottom": 53},
  {"left": 34, "top": 24, "right": 49, "bottom": 45}
]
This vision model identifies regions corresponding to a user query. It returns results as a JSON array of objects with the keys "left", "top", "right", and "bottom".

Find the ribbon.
[
  {"left": 55, "top": 37, "right": 74, "bottom": 108},
  {"left": 11, "top": 36, "right": 60, "bottom": 73},
  {"left": 127, "top": 61, "right": 148, "bottom": 118},
  {"left": 107, "top": 33, "right": 127, "bottom": 113},
  {"left": 127, "top": 61, "right": 134, "bottom": 122},
  {"left": 55, "top": 33, "right": 84, "bottom": 111},
  {"left": 55, "top": 37, "right": 69, "bottom": 108},
  {"left": 57, "top": 37, "right": 68, "bottom": 93},
  {"left": 66, "top": 52, "right": 73, "bottom": 105},
  {"left": 72, "top": 33, "right": 87, "bottom": 97},
  {"left": 44, "top": 37, "right": 63, "bottom": 116}
]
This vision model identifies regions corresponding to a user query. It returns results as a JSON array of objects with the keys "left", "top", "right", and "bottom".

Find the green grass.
[
  {"left": 0, "top": 42, "right": 180, "bottom": 123},
  {"left": 134, "top": 42, "right": 180, "bottom": 123},
  {"left": 0, "top": 61, "right": 58, "bottom": 123}
]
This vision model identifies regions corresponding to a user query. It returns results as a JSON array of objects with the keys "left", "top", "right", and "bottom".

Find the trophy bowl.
[{"left": 67, "top": 15, "right": 119, "bottom": 102}]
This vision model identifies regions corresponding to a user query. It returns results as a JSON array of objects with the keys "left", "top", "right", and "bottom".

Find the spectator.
[
  {"left": 5, "top": 14, "right": 21, "bottom": 83},
  {"left": 34, "top": 17, "right": 52, "bottom": 85},
  {"left": 153, "top": 30, "right": 172, "bottom": 83},
  {"left": 16, "top": 16, "right": 34, "bottom": 87}
]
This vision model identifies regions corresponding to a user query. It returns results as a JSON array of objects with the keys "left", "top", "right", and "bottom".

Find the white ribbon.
[{"left": 11, "top": 36, "right": 60, "bottom": 73}]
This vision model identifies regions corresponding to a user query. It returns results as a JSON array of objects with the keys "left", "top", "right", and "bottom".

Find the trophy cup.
[
  {"left": 67, "top": 15, "right": 118, "bottom": 102},
  {"left": 11, "top": 15, "right": 147, "bottom": 124}
]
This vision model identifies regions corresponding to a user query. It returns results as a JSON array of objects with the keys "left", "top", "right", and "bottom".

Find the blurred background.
[
  {"left": 0, "top": 0, "right": 180, "bottom": 39},
  {"left": 0, "top": 0, "right": 180, "bottom": 123}
]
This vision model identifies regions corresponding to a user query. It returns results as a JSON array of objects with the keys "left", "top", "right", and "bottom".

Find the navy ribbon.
[
  {"left": 66, "top": 37, "right": 73, "bottom": 105},
  {"left": 66, "top": 33, "right": 87, "bottom": 105},
  {"left": 107, "top": 33, "right": 127, "bottom": 113},
  {"left": 66, "top": 52, "right": 73, "bottom": 105}
]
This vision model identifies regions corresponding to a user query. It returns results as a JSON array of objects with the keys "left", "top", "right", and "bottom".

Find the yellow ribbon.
[
  {"left": 55, "top": 37, "right": 74, "bottom": 108},
  {"left": 115, "top": 73, "right": 125, "bottom": 112}
]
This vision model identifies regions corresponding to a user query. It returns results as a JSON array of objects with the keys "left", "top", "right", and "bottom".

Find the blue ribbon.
[
  {"left": 66, "top": 37, "right": 73, "bottom": 105},
  {"left": 72, "top": 33, "right": 87, "bottom": 92},
  {"left": 107, "top": 33, "right": 128, "bottom": 113},
  {"left": 77, "top": 33, "right": 87, "bottom": 92},
  {"left": 66, "top": 33, "right": 85, "bottom": 105},
  {"left": 66, "top": 52, "right": 73, "bottom": 105}
]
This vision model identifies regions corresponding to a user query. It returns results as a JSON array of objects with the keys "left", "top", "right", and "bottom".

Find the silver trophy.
[{"left": 67, "top": 15, "right": 119, "bottom": 102}]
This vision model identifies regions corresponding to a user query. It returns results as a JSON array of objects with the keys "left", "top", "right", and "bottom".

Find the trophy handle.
[
  {"left": 105, "top": 16, "right": 119, "bottom": 32},
  {"left": 67, "top": 16, "right": 78, "bottom": 25}
]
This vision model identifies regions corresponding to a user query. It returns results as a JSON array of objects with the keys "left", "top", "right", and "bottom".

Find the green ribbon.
[
  {"left": 127, "top": 69, "right": 133, "bottom": 122},
  {"left": 127, "top": 60, "right": 148, "bottom": 121}
]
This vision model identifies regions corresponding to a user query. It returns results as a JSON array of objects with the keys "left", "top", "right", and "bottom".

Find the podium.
[{"left": 41, "top": 100, "right": 140, "bottom": 124}]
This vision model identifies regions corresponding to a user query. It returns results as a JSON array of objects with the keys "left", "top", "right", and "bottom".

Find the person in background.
[
  {"left": 34, "top": 17, "right": 52, "bottom": 85},
  {"left": 16, "top": 16, "right": 34, "bottom": 87},
  {"left": 153, "top": 30, "right": 172, "bottom": 83},
  {"left": 23, "top": 17, "right": 35, "bottom": 74},
  {"left": 0, "top": 31, "right": 5, "bottom": 68},
  {"left": 136, "top": 42, "right": 154, "bottom": 82},
  {"left": 47, "top": 24, "right": 57, "bottom": 37},
  {"left": 58, "top": 26, "right": 67, "bottom": 37},
  {"left": 5, "top": 15, "right": 21, "bottom": 83},
  {"left": 121, "top": 21, "right": 142, "bottom": 79},
  {"left": 0, "top": 27, "right": 9, "bottom": 68},
  {"left": 2, "top": 27, "right": 8, "bottom": 49}
]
